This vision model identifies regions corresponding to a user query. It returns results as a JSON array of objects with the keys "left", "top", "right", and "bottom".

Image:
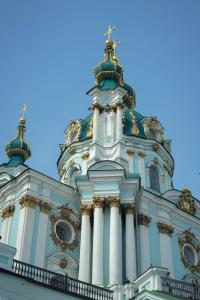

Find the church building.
[{"left": 0, "top": 29, "right": 200, "bottom": 300}]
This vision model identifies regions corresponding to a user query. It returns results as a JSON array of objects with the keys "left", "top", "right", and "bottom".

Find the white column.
[
  {"left": 0, "top": 205, "right": 15, "bottom": 244},
  {"left": 138, "top": 214, "right": 151, "bottom": 274},
  {"left": 158, "top": 222, "right": 174, "bottom": 277},
  {"left": 15, "top": 196, "right": 37, "bottom": 263},
  {"left": 109, "top": 196, "right": 121, "bottom": 286},
  {"left": 92, "top": 104, "right": 100, "bottom": 143},
  {"left": 35, "top": 202, "right": 51, "bottom": 268},
  {"left": 125, "top": 204, "right": 136, "bottom": 282},
  {"left": 127, "top": 149, "right": 134, "bottom": 173},
  {"left": 92, "top": 197, "right": 104, "bottom": 286},
  {"left": 82, "top": 152, "right": 89, "bottom": 175},
  {"left": 116, "top": 103, "right": 123, "bottom": 141},
  {"left": 138, "top": 152, "right": 146, "bottom": 187},
  {"left": 79, "top": 205, "right": 92, "bottom": 283}
]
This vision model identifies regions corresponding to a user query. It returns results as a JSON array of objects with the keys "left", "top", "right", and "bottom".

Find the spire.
[
  {"left": 93, "top": 27, "right": 136, "bottom": 108},
  {"left": 5, "top": 105, "right": 31, "bottom": 167}
]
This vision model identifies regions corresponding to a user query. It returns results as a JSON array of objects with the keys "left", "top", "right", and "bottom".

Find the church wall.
[
  {"left": 149, "top": 221, "right": 161, "bottom": 267},
  {"left": 30, "top": 205, "right": 40, "bottom": 265},
  {"left": 8, "top": 204, "right": 20, "bottom": 247}
]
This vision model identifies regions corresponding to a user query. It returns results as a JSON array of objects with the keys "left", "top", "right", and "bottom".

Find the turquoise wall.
[{"left": 149, "top": 221, "right": 161, "bottom": 267}]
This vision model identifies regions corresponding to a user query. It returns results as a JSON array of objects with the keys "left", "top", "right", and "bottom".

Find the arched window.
[{"left": 149, "top": 166, "right": 160, "bottom": 192}]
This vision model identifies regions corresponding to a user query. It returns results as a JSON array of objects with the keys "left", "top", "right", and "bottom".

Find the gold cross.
[
  {"left": 20, "top": 104, "right": 28, "bottom": 119},
  {"left": 104, "top": 25, "right": 115, "bottom": 41}
]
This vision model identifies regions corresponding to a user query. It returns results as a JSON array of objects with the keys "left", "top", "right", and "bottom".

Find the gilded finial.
[
  {"left": 104, "top": 25, "right": 115, "bottom": 41},
  {"left": 20, "top": 104, "right": 28, "bottom": 120}
]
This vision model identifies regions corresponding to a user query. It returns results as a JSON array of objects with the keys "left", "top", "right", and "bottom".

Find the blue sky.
[{"left": 0, "top": 0, "right": 200, "bottom": 198}]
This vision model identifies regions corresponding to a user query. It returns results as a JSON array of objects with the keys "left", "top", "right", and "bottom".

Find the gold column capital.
[
  {"left": 1, "top": 205, "right": 15, "bottom": 219},
  {"left": 127, "top": 149, "right": 135, "bottom": 156},
  {"left": 157, "top": 222, "right": 174, "bottom": 236},
  {"left": 138, "top": 151, "right": 146, "bottom": 158},
  {"left": 138, "top": 213, "right": 151, "bottom": 227},
  {"left": 124, "top": 203, "right": 135, "bottom": 214},
  {"left": 91, "top": 103, "right": 102, "bottom": 111},
  {"left": 19, "top": 195, "right": 37, "bottom": 209},
  {"left": 93, "top": 196, "right": 105, "bottom": 208},
  {"left": 80, "top": 204, "right": 93, "bottom": 215},
  {"left": 39, "top": 201, "right": 51, "bottom": 214},
  {"left": 108, "top": 195, "right": 120, "bottom": 208}
]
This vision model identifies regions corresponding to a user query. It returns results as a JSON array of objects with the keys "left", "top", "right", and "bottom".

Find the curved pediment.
[{"left": 88, "top": 160, "right": 125, "bottom": 171}]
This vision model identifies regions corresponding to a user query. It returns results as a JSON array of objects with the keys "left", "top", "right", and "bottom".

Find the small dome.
[
  {"left": 94, "top": 40, "right": 124, "bottom": 86},
  {"left": 5, "top": 118, "right": 31, "bottom": 167}
]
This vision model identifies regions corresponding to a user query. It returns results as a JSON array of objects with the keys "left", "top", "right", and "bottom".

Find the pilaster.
[
  {"left": 138, "top": 213, "right": 151, "bottom": 275},
  {"left": 0, "top": 205, "right": 15, "bottom": 244},
  {"left": 92, "top": 197, "right": 104, "bottom": 286},
  {"left": 79, "top": 204, "right": 92, "bottom": 283},
  {"left": 35, "top": 201, "right": 51, "bottom": 267},
  {"left": 15, "top": 195, "right": 37, "bottom": 263}
]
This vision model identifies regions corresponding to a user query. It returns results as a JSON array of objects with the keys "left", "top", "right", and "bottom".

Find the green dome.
[
  {"left": 123, "top": 109, "right": 146, "bottom": 138},
  {"left": 94, "top": 40, "right": 124, "bottom": 86},
  {"left": 5, "top": 118, "right": 31, "bottom": 167}
]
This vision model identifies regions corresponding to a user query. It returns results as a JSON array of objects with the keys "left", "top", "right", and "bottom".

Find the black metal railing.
[
  {"left": 161, "top": 276, "right": 200, "bottom": 300},
  {"left": 12, "top": 259, "right": 113, "bottom": 300}
]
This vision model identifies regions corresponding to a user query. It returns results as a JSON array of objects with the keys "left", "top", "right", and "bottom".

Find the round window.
[
  {"left": 55, "top": 221, "right": 73, "bottom": 243},
  {"left": 183, "top": 244, "right": 198, "bottom": 266}
]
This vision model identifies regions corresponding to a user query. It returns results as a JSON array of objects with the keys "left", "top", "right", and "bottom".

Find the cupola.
[{"left": 5, "top": 114, "right": 31, "bottom": 167}]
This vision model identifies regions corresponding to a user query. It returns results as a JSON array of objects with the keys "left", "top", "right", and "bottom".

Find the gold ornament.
[
  {"left": 82, "top": 152, "right": 89, "bottom": 160},
  {"left": 138, "top": 214, "right": 151, "bottom": 227},
  {"left": 1, "top": 205, "right": 15, "bottom": 219},
  {"left": 65, "top": 121, "right": 81, "bottom": 146},
  {"left": 80, "top": 204, "right": 93, "bottom": 215},
  {"left": 93, "top": 196, "right": 104, "bottom": 208},
  {"left": 152, "top": 144, "right": 159, "bottom": 152},
  {"left": 138, "top": 151, "right": 146, "bottom": 158},
  {"left": 87, "top": 117, "right": 93, "bottom": 138},
  {"left": 127, "top": 149, "right": 135, "bottom": 156},
  {"left": 130, "top": 111, "right": 139, "bottom": 136},
  {"left": 59, "top": 258, "right": 68, "bottom": 269},
  {"left": 50, "top": 206, "right": 79, "bottom": 251},
  {"left": 19, "top": 195, "right": 37, "bottom": 209},
  {"left": 179, "top": 188, "right": 196, "bottom": 215},
  {"left": 157, "top": 222, "right": 174, "bottom": 236},
  {"left": 108, "top": 196, "right": 120, "bottom": 208},
  {"left": 124, "top": 204, "right": 135, "bottom": 214},
  {"left": 39, "top": 201, "right": 51, "bottom": 214}
]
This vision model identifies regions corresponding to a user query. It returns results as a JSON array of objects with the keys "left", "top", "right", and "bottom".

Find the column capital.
[
  {"left": 91, "top": 102, "right": 102, "bottom": 111},
  {"left": 80, "top": 204, "right": 93, "bottom": 215},
  {"left": 39, "top": 201, "right": 51, "bottom": 214},
  {"left": 138, "top": 213, "right": 151, "bottom": 227},
  {"left": 112, "top": 102, "right": 124, "bottom": 111},
  {"left": 138, "top": 151, "right": 146, "bottom": 158},
  {"left": 82, "top": 152, "right": 89, "bottom": 160},
  {"left": 1, "top": 205, "right": 15, "bottom": 219},
  {"left": 157, "top": 222, "right": 174, "bottom": 236},
  {"left": 108, "top": 196, "right": 120, "bottom": 208},
  {"left": 19, "top": 195, "right": 37, "bottom": 209},
  {"left": 124, "top": 203, "right": 135, "bottom": 214},
  {"left": 93, "top": 196, "right": 104, "bottom": 208},
  {"left": 127, "top": 149, "right": 135, "bottom": 156}
]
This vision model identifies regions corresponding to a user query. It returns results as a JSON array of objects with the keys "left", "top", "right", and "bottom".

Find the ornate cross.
[
  {"left": 104, "top": 25, "right": 115, "bottom": 41},
  {"left": 20, "top": 104, "right": 28, "bottom": 119}
]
